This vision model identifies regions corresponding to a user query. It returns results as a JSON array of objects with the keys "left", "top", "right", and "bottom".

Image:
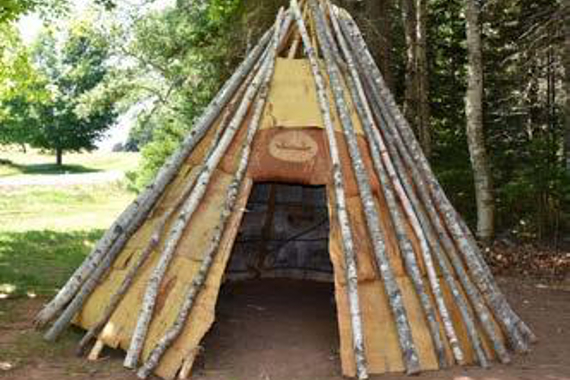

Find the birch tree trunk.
[
  {"left": 465, "top": 0, "right": 495, "bottom": 244},
  {"left": 123, "top": 45, "right": 274, "bottom": 369},
  {"left": 291, "top": 1, "right": 368, "bottom": 378},
  {"left": 416, "top": 0, "right": 431, "bottom": 158},
  {"left": 336, "top": 8, "right": 534, "bottom": 350},
  {"left": 327, "top": 4, "right": 448, "bottom": 367},
  {"left": 562, "top": 9, "right": 570, "bottom": 173},
  {"left": 401, "top": 0, "right": 418, "bottom": 133},
  {"left": 34, "top": 28, "right": 275, "bottom": 329}
]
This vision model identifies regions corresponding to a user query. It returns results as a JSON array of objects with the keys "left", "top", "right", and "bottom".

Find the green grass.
[
  {"left": 0, "top": 149, "right": 139, "bottom": 177},
  {"left": 0, "top": 183, "right": 135, "bottom": 232},
  {"left": 0, "top": 229, "right": 104, "bottom": 297},
  {"left": 0, "top": 176, "right": 136, "bottom": 298}
]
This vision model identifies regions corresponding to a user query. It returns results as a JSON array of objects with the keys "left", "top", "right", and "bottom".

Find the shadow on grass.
[
  {"left": 0, "top": 229, "right": 105, "bottom": 298},
  {"left": 0, "top": 160, "right": 101, "bottom": 177}
]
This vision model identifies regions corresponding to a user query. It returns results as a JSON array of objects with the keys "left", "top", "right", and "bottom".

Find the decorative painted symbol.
[{"left": 269, "top": 130, "right": 318, "bottom": 162}]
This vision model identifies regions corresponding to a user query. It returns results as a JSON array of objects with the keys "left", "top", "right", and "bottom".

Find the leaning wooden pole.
[
  {"left": 74, "top": 64, "right": 262, "bottom": 352},
  {"left": 136, "top": 12, "right": 284, "bottom": 378},
  {"left": 336, "top": 9, "right": 534, "bottom": 351},
  {"left": 311, "top": 1, "right": 422, "bottom": 374},
  {"left": 325, "top": 2, "right": 449, "bottom": 368},
  {"left": 328, "top": 27, "right": 491, "bottom": 365},
  {"left": 45, "top": 50, "right": 268, "bottom": 344},
  {"left": 34, "top": 28, "right": 275, "bottom": 329},
  {"left": 123, "top": 31, "right": 277, "bottom": 370},
  {"left": 291, "top": 1, "right": 368, "bottom": 378}
]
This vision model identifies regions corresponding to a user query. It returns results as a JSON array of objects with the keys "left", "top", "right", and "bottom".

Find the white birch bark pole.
[
  {"left": 326, "top": 3, "right": 448, "bottom": 368},
  {"left": 34, "top": 28, "right": 275, "bottom": 329},
  {"left": 336, "top": 9, "right": 534, "bottom": 351},
  {"left": 310, "top": 2, "right": 421, "bottom": 374},
  {"left": 291, "top": 1, "right": 368, "bottom": 378},
  {"left": 323, "top": 14, "right": 489, "bottom": 364},
  {"left": 46, "top": 51, "right": 268, "bottom": 344},
  {"left": 136, "top": 12, "right": 285, "bottom": 378},
  {"left": 123, "top": 34, "right": 278, "bottom": 370}
]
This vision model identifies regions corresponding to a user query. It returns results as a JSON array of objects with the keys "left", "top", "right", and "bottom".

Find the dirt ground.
[{"left": 1, "top": 277, "right": 569, "bottom": 380}]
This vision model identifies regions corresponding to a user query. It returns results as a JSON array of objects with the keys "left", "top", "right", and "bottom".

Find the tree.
[
  {"left": 25, "top": 22, "right": 117, "bottom": 165},
  {"left": 0, "top": 24, "right": 47, "bottom": 150},
  {"left": 465, "top": 0, "right": 495, "bottom": 243}
]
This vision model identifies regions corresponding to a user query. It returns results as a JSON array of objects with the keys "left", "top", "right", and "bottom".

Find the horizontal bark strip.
[
  {"left": 34, "top": 27, "right": 275, "bottom": 329},
  {"left": 312, "top": 2, "right": 421, "bottom": 374},
  {"left": 136, "top": 13, "right": 285, "bottom": 378},
  {"left": 292, "top": 1, "right": 368, "bottom": 378}
]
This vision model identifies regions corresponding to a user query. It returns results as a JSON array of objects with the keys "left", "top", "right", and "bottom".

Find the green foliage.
[
  {"left": 123, "top": 0, "right": 285, "bottom": 190},
  {"left": 0, "top": 20, "right": 120, "bottom": 164},
  {"left": 0, "top": 0, "right": 69, "bottom": 24}
]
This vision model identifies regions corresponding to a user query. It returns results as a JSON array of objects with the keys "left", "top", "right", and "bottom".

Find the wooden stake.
[
  {"left": 87, "top": 339, "right": 105, "bottom": 361},
  {"left": 311, "top": 1, "right": 421, "bottom": 374},
  {"left": 292, "top": 1, "right": 368, "bottom": 378}
]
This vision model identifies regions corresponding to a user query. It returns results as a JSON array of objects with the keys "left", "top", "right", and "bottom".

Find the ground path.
[{"left": 0, "top": 276, "right": 569, "bottom": 380}]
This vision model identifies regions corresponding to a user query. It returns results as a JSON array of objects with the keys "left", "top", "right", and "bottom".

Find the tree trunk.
[
  {"left": 401, "top": 0, "right": 418, "bottom": 133},
  {"left": 313, "top": 1, "right": 420, "bottom": 374},
  {"left": 465, "top": 0, "right": 495, "bottom": 244},
  {"left": 56, "top": 148, "right": 63, "bottom": 166},
  {"left": 416, "top": 0, "right": 431, "bottom": 158},
  {"left": 562, "top": 9, "right": 570, "bottom": 173}
]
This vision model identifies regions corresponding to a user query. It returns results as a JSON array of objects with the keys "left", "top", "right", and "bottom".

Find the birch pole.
[
  {"left": 123, "top": 29, "right": 278, "bottom": 370},
  {"left": 136, "top": 13, "right": 284, "bottom": 378},
  {"left": 323, "top": 14, "right": 490, "bottom": 364},
  {"left": 43, "top": 44, "right": 270, "bottom": 343},
  {"left": 34, "top": 28, "right": 275, "bottom": 329},
  {"left": 325, "top": 2, "right": 448, "bottom": 367},
  {"left": 291, "top": 1, "right": 367, "bottom": 378},
  {"left": 336, "top": 9, "right": 534, "bottom": 351},
  {"left": 75, "top": 64, "right": 264, "bottom": 353},
  {"left": 311, "top": 2, "right": 421, "bottom": 373}
]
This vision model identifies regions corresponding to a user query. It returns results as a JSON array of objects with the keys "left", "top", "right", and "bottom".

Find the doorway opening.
[{"left": 198, "top": 183, "right": 340, "bottom": 378}]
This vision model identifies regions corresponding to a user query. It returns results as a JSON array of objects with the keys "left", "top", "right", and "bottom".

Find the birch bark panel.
[
  {"left": 247, "top": 128, "right": 330, "bottom": 186},
  {"left": 260, "top": 58, "right": 365, "bottom": 136},
  {"left": 74, "top": 170, "right": 235, "bottom": 354},
  {"left": 328, "top": 189, "right": 440, "bottom": 375},
  {"left": 153, "top": 178, "right": 252, "bottom": 379}
]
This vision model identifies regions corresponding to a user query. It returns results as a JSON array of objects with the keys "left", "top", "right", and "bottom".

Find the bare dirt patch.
[{"left": 0, "top": 277, "right": 569, "bottom": 380}]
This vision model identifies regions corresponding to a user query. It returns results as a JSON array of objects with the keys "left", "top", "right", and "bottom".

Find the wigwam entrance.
[
  {"left": 198, "top": 182, "right": 340, "bottom": 377},
  {"left": 225, "top": 182, "right": 332, "bottom": 282}
]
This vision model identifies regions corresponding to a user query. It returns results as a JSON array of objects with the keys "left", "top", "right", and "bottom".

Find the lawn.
[{"left": 0, "top": 151, "right": 138, "bottom": 299}]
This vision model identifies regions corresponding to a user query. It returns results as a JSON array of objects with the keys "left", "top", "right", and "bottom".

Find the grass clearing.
[
  {"left": 0, "top": 183, "right": 135, "bottom": 297},
  {"left": 0, "top": 149, "right": 139, "bottom": 177}
]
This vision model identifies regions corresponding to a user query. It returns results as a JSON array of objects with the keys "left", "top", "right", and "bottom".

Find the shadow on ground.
[
  {"left": 0, "top": 229, "right": 104, "bottom": 297},
  {"left": 0, "top": 160, "right": 101, "bottom": 177}
]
